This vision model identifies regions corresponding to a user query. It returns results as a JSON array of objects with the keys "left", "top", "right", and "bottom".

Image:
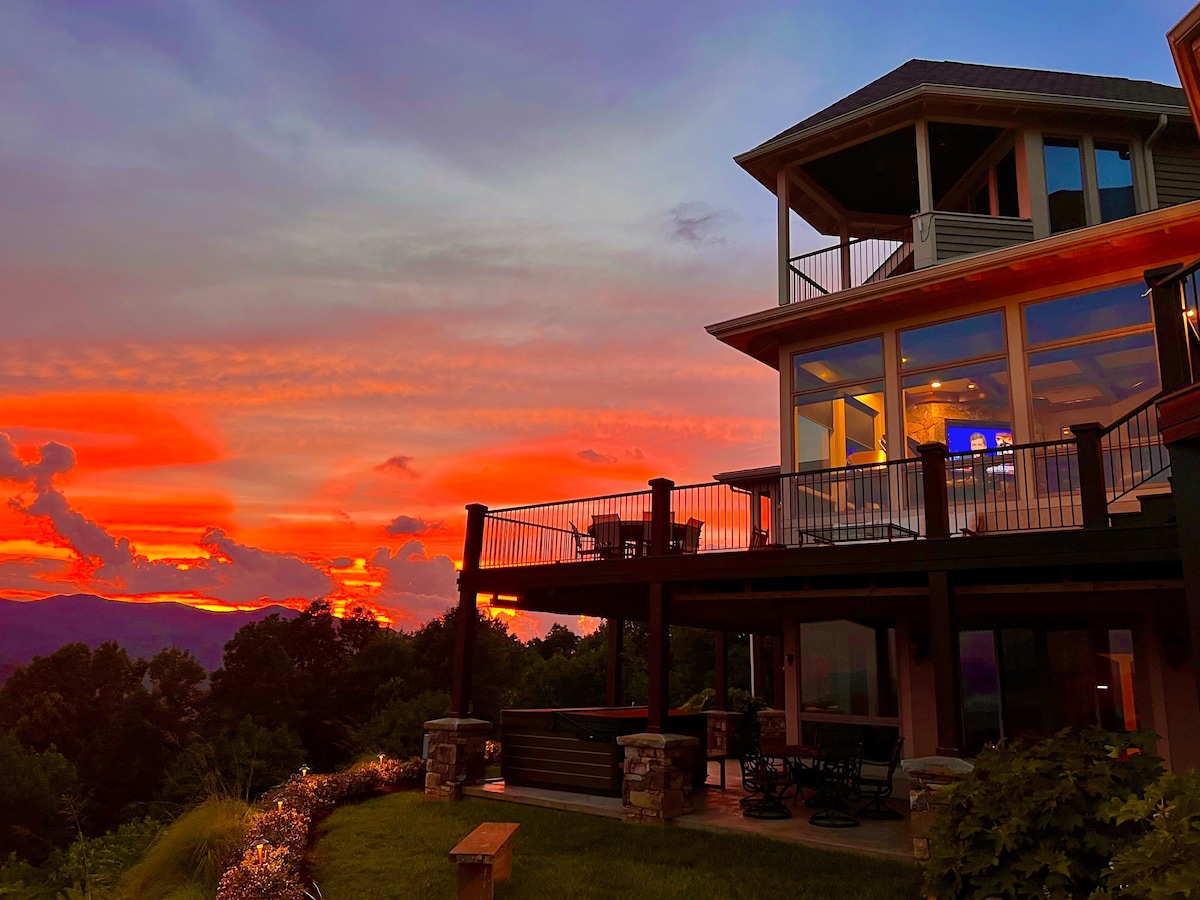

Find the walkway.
[{"left": 464, "top": 759, "right": 914, "bottom": 862}]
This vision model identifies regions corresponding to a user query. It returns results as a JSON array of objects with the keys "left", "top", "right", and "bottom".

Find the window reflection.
[
  {"left": 1095, "top": 142, "right": 1135, "bottom": 222},
  {"left": 1045, "top": 138, "right": 1086, "bottom": 233},
  {"left": 800, "top": 620, "right": 897, "bottom": 719},
  {"left": 1025, "top": 283, "right": 1151, "bottom": 346}
]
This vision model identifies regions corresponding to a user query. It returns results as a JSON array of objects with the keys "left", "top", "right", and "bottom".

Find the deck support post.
[
  {"left": 714, "top": 630, "right": 728, "bottom": 711},
  {"left": 452, "top": 504, "right": 488, "bottom": 718},
  {"left": 918, "top": 442, "right": 951, "bottom": 539},
  {"left": 647, "top": 583, "right": 670, "bottom": 734},
  {"left": 928, "top": 571, "right": 963, "bottom": 757},
  {"left": 606, "top": 618, "right": 624, "bottom": 707},
  {"left": 1071, "top": 422, "right": 1108, "bottom": 529}
]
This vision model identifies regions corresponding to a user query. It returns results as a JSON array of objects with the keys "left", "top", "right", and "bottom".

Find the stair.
[{"left": 1109, "top": 490, "right": 1176, "bottom": 529}]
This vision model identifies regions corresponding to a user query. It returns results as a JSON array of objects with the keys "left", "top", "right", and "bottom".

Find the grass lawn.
[{"left": 311, "top": 791, "right": 920, "bottom": 899}]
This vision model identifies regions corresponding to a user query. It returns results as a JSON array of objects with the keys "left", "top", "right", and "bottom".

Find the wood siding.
[
  {"left": 931, "top": 213, "right": 1035, "bottom": 263},
  {"left": 1154, "top": 145, "right": 1200, "bottom": 207}
]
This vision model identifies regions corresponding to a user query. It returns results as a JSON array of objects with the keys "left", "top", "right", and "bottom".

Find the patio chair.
[
  {"left": 569, "top": 521, "right": 599, "bottom": 559},
  {"left": 739, "top": 747, "right": 792, "bottom": 820},
  {"left": 805, "top": 730, "right": 863, "bottom": 828},
  {"left": 856, "top": 736, "right": 904, "bottom": 820},
  {"left": 591, "top": 513, "right": 627, "bottom": 559},
  {"left": 678, "top": 517, "right": 702, "bottom": 554}
]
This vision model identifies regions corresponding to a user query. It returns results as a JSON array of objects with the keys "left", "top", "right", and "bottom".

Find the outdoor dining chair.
[
  {"left": 678, "top": 517, "right": 702, "bottom": 553},
  {"left": 568, "top": 521, "right": 599, "bottom": 560},
  {"left": 805, "top": 730, "right": 864, "bottom": 828},
  {"left": 856, "top": 736, "right": 904, "bottom": 820},
  {"left": 591, "top": 513, "right": 627, "bottom": 559}
]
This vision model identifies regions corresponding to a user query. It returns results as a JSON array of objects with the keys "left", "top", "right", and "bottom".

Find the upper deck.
[{"left": 734, "top": 60, "right": 1200, "bottom": 308}]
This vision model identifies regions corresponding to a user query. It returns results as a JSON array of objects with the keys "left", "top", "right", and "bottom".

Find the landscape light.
[{"left": 256, "top": 843, "right": 265, "bottom": 864}]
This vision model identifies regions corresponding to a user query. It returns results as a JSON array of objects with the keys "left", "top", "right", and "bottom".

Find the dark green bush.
[
  {"left": 1093, "top": 769, "right": 1200, "bottom": 899},
  {"left": 921, "top": 728, "right": 1163, "bottom": 900}
]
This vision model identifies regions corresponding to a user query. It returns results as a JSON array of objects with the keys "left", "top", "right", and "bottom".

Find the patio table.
[{"left": 587, "top": 520, "right": 689, "bottom": 557}]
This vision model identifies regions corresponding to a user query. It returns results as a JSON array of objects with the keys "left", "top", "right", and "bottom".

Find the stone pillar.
[
  {"left": 616, "top": 733, "right": 698, "bottom": 824},
  {"left": 705, "top": 710, "right": 741, "bottom": 758},
  {"left": 424, "top": 717, "right": 491, "bottom": 801},
  {"left": 757, "top": 708, "right": 786, "bottom": 752}
]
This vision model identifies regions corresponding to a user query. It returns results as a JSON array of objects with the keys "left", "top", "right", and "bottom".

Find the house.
[{"left": 426, "top": 39, "right": 1200, "bottom": 816}]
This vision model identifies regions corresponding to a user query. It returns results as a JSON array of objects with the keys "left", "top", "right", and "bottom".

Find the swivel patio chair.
[
  {"left": 806, "top": 731, "right": 863, "bottom": 828},
  {"left": 738, "top": 745, "right": 791, "bottom": 820},
  {"left": 856, "top": 736, "right": 904, "bottom": 820}
]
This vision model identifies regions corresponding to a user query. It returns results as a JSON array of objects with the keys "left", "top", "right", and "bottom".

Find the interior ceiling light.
[
  {"left": 1187, "top": 308, "right": 1197, "bottom": 319},
  {"left": 967, "top": 382, "right": 977, "bottom": 389},
  {"left": 930, "top": 381, "right": 942, "bottom": 389}
]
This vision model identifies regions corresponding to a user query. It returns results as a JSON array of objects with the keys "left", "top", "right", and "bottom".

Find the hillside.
[{"left": 0, "top": 594, "right": 298, "bottom": 677}]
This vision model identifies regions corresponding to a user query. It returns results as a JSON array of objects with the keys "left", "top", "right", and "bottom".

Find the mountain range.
[{"left": 0, "top": 594, "right": 299, "bottom": 681}]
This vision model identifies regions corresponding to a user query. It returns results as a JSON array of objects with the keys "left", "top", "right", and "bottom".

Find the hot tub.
[{"left": 499, "top": 707, "right": 709, "bottom": 796}]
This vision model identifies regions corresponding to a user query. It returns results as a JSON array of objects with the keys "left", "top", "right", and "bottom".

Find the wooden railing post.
[
  {"left": 646, "top": 583, "right": 670, "bottom": 734},
  {"left": 451, "top": 503, "right": 487, "bottom": 718},
  {"left": 1071, "top": 422, "right": 1108, "bottom": 530},
  {"left": 918, "top": 442, "right": 950, "bottom": 539},
  {"left": 648, "top": 477, "right": 675, "bottom": 556}
]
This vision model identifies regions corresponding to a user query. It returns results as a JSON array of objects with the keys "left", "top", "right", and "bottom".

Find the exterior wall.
[{"left": 1154, "top": 144, "right": 1200, "bottom": 207}]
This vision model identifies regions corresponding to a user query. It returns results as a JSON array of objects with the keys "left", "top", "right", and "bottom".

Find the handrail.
[
  {"left": 488, "top": 489, "right": 650, "bottom": 516},
  {"left": 787, "top": 224, "right": 913, "bottom": 303},
  {"left": 1099, "top": 392, "right": 1171, "bottom": 505},
  {"left": 1099, "top": 390, "right": 1167, "bottom": 438}
]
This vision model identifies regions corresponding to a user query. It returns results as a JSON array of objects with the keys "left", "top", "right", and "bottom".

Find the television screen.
[{"left": 946, "top": 421, "right": 1013, "bottom": 454}]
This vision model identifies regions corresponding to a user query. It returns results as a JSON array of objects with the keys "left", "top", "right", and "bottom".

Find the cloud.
[
  {"left": 376, "top": 455, "right": 418, "bottom": 478},
  {"left": 385, "top": 515, "right": 447, "bottom": 537},
  {"left": 666, "top": 202, "right": 729, "bottom": 246},
  {"left": 368, "top": 540, "right": 458, "bottom": 627},
  {"left": 577, "top": 449, "right": 617, "bottom": 464},
  {"left": 1, "top": 431, "right": 336, "bottom": 605}
]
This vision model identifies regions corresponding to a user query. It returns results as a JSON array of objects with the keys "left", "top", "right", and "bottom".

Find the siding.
[
  {"left": 932, "top": 213, "right": 1035, "bottom": 262},
  {"left": 1154, "top": 145, "right": 1200, "bottom": 207}
]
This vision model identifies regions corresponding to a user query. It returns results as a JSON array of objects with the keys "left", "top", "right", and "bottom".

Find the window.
[
  {"left": 1044, "top": 138, "right": 1086, "bottom": 233},
  {"left": 792, "top": 337, "right": 885, "bottom": 471},
  {"left": 900, "top": 312, "right": 1012, "bottom": 454},
  {"left": 800, "top": 620, "right": 897, "bottom": 719},
  {"left": 1095, "top": 142, "right": 1135, "bottom": 223},
  {"left": 1025, "top": 283, "right": 1158, "bottom": 441}
]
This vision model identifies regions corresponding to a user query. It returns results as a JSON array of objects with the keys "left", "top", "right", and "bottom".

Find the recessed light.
[
  {"left": 930, "top": 381, "right": 942, "bottom": 389},
  {"left": 967, "top": 382, "right": 977, "bottom": 390}
]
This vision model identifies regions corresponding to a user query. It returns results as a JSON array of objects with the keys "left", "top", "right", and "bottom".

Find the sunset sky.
[{"left": 0, "top": 0, "right": 1187, "bottom": 634}]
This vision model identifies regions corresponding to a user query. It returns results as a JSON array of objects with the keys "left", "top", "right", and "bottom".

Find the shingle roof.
[{"left": 754, "top": 59, "right": 1186, "bottom": 151}]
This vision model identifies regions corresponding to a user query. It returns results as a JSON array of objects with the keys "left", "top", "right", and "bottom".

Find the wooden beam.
[
  {"left": 915, "top": 119, "right": 934, "bottom": 215},
  {"left": 714, "top": 630, "right": 728, "bottom": 711},
  {"left": 928, "top": 571, "right": 962, "bottom": 756},
  {"left": 451, "top": 504, "right": 488, "bottom": 718},
  {"left": 778, "top": 168, "right": 791, "bottom": 306}
]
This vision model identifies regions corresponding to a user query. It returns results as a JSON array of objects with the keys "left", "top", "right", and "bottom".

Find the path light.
[
  {"left": 277, "top": 800, "right": 284, "bottom": 812},
  {"left": 300, "top": 764, "right": 310, "bottom": 777},
  {"left": 256, "top": 843, "right": 265, "bottom": 864},
  {"left": 378, "top": 752, "right": 386, "bottom": 764}
]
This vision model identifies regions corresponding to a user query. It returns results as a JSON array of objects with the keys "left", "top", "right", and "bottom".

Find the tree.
[{"left": 0, "top": 731, "right": 76, "bottom": 860}]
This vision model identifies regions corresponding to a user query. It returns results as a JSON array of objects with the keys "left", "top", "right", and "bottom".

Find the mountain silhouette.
[{"left": 0, "top": 594, "right": 300, "bottom": 679}]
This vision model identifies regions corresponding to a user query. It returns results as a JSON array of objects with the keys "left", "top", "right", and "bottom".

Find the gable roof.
[{"left": 748, "top": 59, "right": 1187, "bottom": 154}]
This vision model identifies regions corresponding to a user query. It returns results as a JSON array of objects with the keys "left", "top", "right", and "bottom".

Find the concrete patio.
[{"left": 464, "top": 759, "right": 915, "bottom": 862}]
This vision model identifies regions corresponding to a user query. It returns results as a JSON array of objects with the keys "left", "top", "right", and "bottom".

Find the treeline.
[{"left": 0, "top": 601, "right": 749, "bottom": 865}]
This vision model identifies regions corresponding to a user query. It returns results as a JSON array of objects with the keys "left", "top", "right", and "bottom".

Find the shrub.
[
  {"left": 921, "top": 728, "right": 1163, "bottom": 900},
  {"left": 1094, "top": 769, "right": 1200, "bottom": 899},
  {"left": 118, "top": 799, "right": 251, "bottom": 900}
]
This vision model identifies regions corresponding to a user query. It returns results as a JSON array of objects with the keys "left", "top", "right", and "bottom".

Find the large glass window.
[
  {"left": 800, "top": 620, "right": 897, "bottom": 719},
  {"left": 1095, "top": 142, "right": 1135, "bottom": 223},
  {"left": 1044, "top": 138, "right": 1086, "bottom": 233},
  {"left": 1025, "top": 283, "right": 1159, "bottom": 441},
  {"left": 792, "top": 337, "right": 885, "bottom": 471},
  {"left": 901, "top": 312, "right": 1012, "bottom": 454}
]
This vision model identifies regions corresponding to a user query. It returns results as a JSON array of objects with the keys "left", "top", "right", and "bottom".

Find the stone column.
[
  {"left": 757, "top": 708, "right": 786, "bottom": 752},
  {"left": 616, "top": 733, "right": 698, "bottom": 824},
  {"left": 424, "top": 717, "right": 491, "bottom": 801},
  {"left": 705, "top": 710, "right": 741, "bottom": 758}
]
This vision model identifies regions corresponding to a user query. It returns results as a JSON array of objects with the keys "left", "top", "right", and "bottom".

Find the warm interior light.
[
  {"left": 967, "top": 382, "right": 977, "bottom": 389},
  {"left": 901, "top": 357, "right": 908, "bottom": 364},
  {"left": 1187, "top": 308, "right": 1197, "bottom": 319},
  {"left": 930, "top": 381, "right": 942, "bottom": 389}
]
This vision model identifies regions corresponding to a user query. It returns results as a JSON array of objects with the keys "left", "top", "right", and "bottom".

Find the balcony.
[
  {"left": 787, "top": 213, "right": 1035, "bottom": 305},
  {"left": 476, "top": 403, "right": 1169, "bottom": 569}
]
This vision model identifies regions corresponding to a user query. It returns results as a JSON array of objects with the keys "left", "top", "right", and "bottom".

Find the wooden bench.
[{"left": 448, "top": 822, "right": 520, "bottom": 900}]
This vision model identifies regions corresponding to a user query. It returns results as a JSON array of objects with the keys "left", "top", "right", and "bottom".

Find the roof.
[{"left": 749, "top": 59, "right": 1187, "bottom": 154}]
